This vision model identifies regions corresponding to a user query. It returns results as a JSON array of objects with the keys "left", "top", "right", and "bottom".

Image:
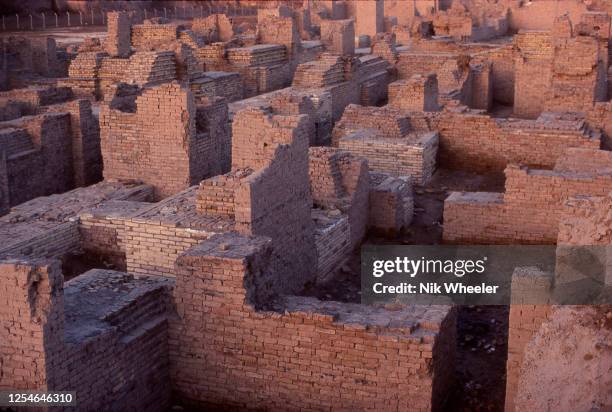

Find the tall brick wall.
[
  {"left": 2, "top": 113, "right": 74, "bottom": 207},
  {"left": 354, "top": 0, "right": 384, "bottom": 38},
  {"left": 47, "top": 99, "right": 103, "bottom": 187},
  {"left": 232, "top": 108, "right": 317, "bottom": 295},
  {"left": 506, "top": 190, "right": 612, "bottom": 411},
  {"left": 169, "top": 232, "right": 457, "bottom": 411},
  {"left": 101, "top": 82, "right": 226, "bottom": 200},
  {"left": 0, "top": 259, "right": 63, "bottom": 391},
  {"left": 320, "top": 19, "right": 355, "bottom": 56},
  {"left": 106, "top": 11, "right": 131, "bottom": 57},
  {"left": 388, "top": 74, "right": 439, "bottom": 112}
]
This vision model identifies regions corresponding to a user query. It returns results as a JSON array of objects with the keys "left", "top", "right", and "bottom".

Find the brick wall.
[
  {"left": 101, "top": 82, "right": 226, "bottom": 200},
  {"left": 432, "top": 108, "right": 601, "bottom": 173},
  {"left": 308, "top": 147, "right": 369, "bottom": 249},
  {"left": 320, "top": 19, "right": 355, "bottom": 56},
  {"left": 368, "top": 172, "right": 414, "bottom": 233},
  {"left": 169, "top": 232, "right": 457, "bottom": 411},
  {"left": 232, "top": 108, "right": 317, "bottom": 295},
  {"left": 443, "top": 154, "right": 612, "bottom": 244},
  {"left": 388, "top": 74, "right": 439, "bottom": 112},
  {"left": 354, "top": 0, "right": 384, "bottom": 38},
  {"left": 3, "top": 113, "right": 74, "bottom": 206},
  {"left": 105, "top": 11, "right": 131, "bottom": 57},
  {"left": 0, "top": 260, "right": 173, "bottom": 411},
  {"left": 0, "top": 259, "right": 63, "bottom": 391}
]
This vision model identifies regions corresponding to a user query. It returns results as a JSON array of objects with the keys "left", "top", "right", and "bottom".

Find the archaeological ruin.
[{"left": 0, "top": 0, "right": 611, "bottom": 411}]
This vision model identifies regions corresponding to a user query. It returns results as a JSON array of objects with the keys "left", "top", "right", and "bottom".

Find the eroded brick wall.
[
  {"left": 101, "top": 82, "right": 225, "bottom": 200},
  {"left": 169, "top": 232, "right": 456, "bottom": 411},
  {"left": 0, "top": 261, "right": 172, "bottom": 411},
  {"left": 444, "top": 156, "right": 612, "bottom": 244}
]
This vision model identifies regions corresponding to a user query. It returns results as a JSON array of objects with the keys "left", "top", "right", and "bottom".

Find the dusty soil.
[{"left": 301, "top": 168, "right": 509, "bottom": 410}]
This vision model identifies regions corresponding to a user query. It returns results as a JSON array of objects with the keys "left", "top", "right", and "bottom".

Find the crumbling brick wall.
[
  {"left": 444, "top": 150, "right": 612, "bottom": 244},
  {"left": 192, "top": 14, "right": 234, "bottom": 42},
  {"left": 308, "top": 147, "right": 369, "bottom": 249},
  {"left": 100, "top": 82, "right": 226, "bottom": 200},
  {"left": 432, "top": 109, "right": 601, "bottom": 173},
  {"left": 388, "top": 74, "right": 439, "bottom": 112},
  {"left": 105, "top": 11, "right": 131, "bottom": 57},
  {"left": 1, "top": 113, "right": 74, "bottom": 206},
  {"left": 0, "top": 260, "right": 173, "bottom": 411},
  {"left": 169, "top": 232, "right": 457, "bottom": 411},
  {"left": 368, "top": 172, "right": 414, "bottom": 233},
  {"left": 231, "top": 107, "right": 317, "bottom": 295},
  {"left": 333, "top": 105, "right": 439, "bottom": 185},
  {"left": 320, "top": 19, "right": 355, "bottom": 55},
  {"left": 258, "top": 14, "right": 301, "bottom": 60},
  {"left": 47, "top": 99, "right": 103, "bottom": 187},
  {"left": 0, "top": 259, "right": 63, "bottom": 391},
  {"left": 354, "top": 0, "right": 384, "bottom": 38}
]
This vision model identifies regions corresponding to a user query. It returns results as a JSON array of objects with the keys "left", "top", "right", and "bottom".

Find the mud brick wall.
[
  {"left": 131, "top": 21, "right": 180, "bottom": 50},
  {"left": 443, "top": 161, "right": 612, "bottom": 244},
  {"left": 196, "top": 168, "right": 253, "bottom": 218},
  {"left": 232, "top": 108, "right": 317, "bottom": 295},
  {"left": 320, "top": 19, "right": 355, "bottom": 55},
  {"left": 0, "top": 259, "right": 63, "bottom": 391},
  {"left": 472, "top": 43, "right": 515, "bottom": 105},
  {"left": 169, "top": 232, "right": 457, "bottom": 411},
  {"left": 106, "top": 12, "right": 131, "bottom": 57},
  {"left": 313, "top": 212, "right": 351, "bottom": 283},
  {"left": 339, "top": 130, "right": 438, "bottom": 186},
  {"left": 434, "top": 109, "right": 601, "bottom": 173},
  {"left": 395, "top": 53, "right": 470, "bottom": 96},
  {"left": 470, "top": 62, "right": 493, "bottom": 110},
  {"left": 4, "top": 113, "right": 74, "bottom": 206},
  {"left": 326, "top": 81, "right": 362, "bottom": 121},
  {"left": 99, "top": 57, "right": 130, "bottom": 96},
  {"left": 308, "top": 147, "right": 370, "bottom": 249},
  {"left": 558, "top": 192, "right": 612, "bottom": 246},
  {"left": 359, "top": 71, "right": 389, "bottom": 107},
  {"left": 64, "top": 52, "right": 106, "bottom": 98},
  {"left": 258, "top": 15, "right": 301, "bottom": 59},
  {"left": 545, "top": 34, "right": 607, "bottom": 113},
  {"left": 587, "top": 102, "right": 612, "bottom": 148},
  {"left": 333, "top": 104, "right": 411, "bottom": 143},
  {"left": 513, "top": 31, "right": 554, "bottom": 118},
  {"left": 195, "top": 96, "right": 232, "bottom": 176},
  {"left": 191, "top": 71, "right": 243, "bottom": 103},
  {"left": 0, "top": 86, "right": 73, "bottom": 114},
  {"left": 47, "top": 99, "right": 102, "bottom": 187},
  {"left": 192, "top": 14, "right": 234, "bottom": 42},
  {"left": 388, "top": 74, "right": 439, "bottom": 112},
  {"left": 0, "top": 221, "right": 80, "bottom": 260},
  {"left": 354, "top": 0, "right": 384, "bottom": 38},
  {"left": 369, "top": 172, "right": 414, "bottom": 233},
  {"left": 79, "top": 211, "right": 215, "bottom": 278},
  {"left": 30, "top": 37, "right": 60, "bottom": 77},
  {"left": 0, "top": 260, "right": 173, "bottom": 411},
  {"left": 101, "top": 83, "right": 223, "bottom": 200},
  {"left": 505, "top": 300, "right": 553, "bottom": 412}
]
